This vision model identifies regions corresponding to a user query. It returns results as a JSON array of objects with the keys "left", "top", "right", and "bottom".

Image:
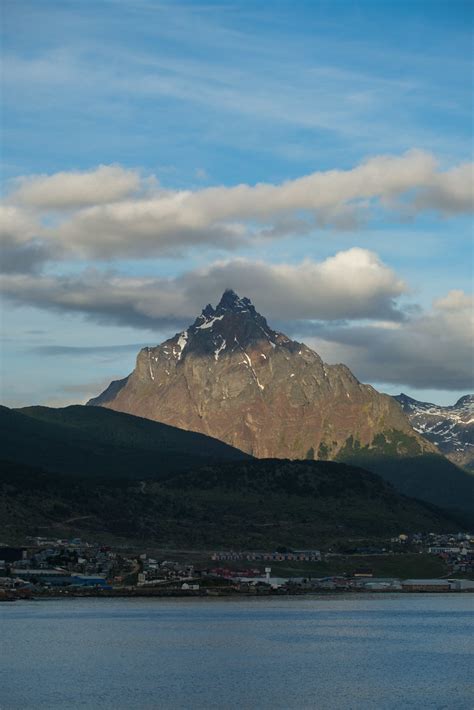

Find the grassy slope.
[{"left": 1, "top": 404, "right": 249, "bottom": 479}]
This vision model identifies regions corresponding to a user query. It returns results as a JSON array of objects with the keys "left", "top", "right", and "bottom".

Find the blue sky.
[{"left": 1, "top": 0, "right": 472, "bottom": 407}]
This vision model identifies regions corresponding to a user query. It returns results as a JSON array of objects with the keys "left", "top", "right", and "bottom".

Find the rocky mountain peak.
[
  {"left": 455, "top": 394, "right": 474, "bottom": 408},
  {"left": 89, "top": 291, "right": 434, "bottom": 462},
  {"left": 197, "top": 290, "right": 255, "bottom": 320},
  {"left": 201, "top": 303, "right": 215, "bottom": 318},
  {"left": 216, "top": 288, "right": 251, "bottom": 312},
  {"left": 171, "top": 290, "right": 287, "bottom": 361},
  {"left": 395, "top": 393, "right": 418, "bottom": 410}
]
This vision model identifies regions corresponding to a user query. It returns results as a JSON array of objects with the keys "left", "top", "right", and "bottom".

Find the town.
[{"left": 1, "top": 531, "right": 473, "bottom": 601}]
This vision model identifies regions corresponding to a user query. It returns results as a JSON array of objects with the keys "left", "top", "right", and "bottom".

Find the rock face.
[
  {"left": 89, "top": 290, "right": 433, "bottom": 460},
  {"left": 393, "top": 393, "right": 474, "bottom": 470}
]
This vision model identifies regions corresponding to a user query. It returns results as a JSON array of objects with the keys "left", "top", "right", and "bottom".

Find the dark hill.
[
  {"left": 336, "top": 435, "right": 474, "bottom": 523},
  {"left": 0, "top": 458, "right": 460, "bottom": 548},
  {"left": 1, "top": 404, "right": 250, "bottom": 480}
]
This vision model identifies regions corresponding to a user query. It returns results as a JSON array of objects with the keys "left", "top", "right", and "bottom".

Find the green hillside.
[
  {"left": 1, "top": 404, "right": 469, "bottom": 547},
  {"left": 1, "top": 405, "right": 250, "bottom": 480},
  {"left": 337, "top": 432, "right": 474, "bottom": 522},
  {"left": 0, "top": 458, "right": 459, "bottom": 548}
]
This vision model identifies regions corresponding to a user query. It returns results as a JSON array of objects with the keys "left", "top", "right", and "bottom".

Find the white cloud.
[
  {"left": 0, "top": 205, "right": 52, "bottom": 272},
  {"left": 181, "top": 249, "right": 406, "bottom": 321},
  {"left": 304, "top": 291, "right": 474, "bottom": 390},
  {"left": 413, "top": 163, "right": 474, "bottom": 214},
  {"left": 434, "top": 289, "right": 472, "bottom": 311},
  {"left": 3, "top": 151, "right": 472, "bottom": 262},
  {"left": 8, "top": 165, "right": 142, "bottom": 209},
  {"left": 0, "top": 205, "right": 38, "bottom": 243}
]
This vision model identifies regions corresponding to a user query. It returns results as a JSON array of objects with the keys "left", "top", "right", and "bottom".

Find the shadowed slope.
[
  {"left": 1, "top": 404, "right": 250, "bottom": 480},
  {"left": 0, "top": 458, "right": 460, "bottom": 547}
]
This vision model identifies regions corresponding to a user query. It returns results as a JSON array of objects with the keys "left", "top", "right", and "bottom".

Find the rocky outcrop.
[{"left": 89, "top": 290, "right": 433, "bottom": 460}]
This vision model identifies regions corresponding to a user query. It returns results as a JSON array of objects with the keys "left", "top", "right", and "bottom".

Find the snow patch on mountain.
[
  {"left": 393, "top": 393, "right": 474, "bottom": 469},
  {"left": 175, "top": 330, "right": 188, "bottom": 360}
]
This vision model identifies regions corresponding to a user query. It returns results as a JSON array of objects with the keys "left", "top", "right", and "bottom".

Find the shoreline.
[{"left": 3, "top": 586, "right": 473, "bottom": 602}]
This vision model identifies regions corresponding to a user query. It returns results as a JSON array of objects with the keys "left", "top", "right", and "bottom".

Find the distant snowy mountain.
[{"left": 393, "top": 393, "right": 474, "bottom": 470}]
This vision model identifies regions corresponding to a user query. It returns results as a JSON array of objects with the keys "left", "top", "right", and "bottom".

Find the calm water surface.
[{"left": 1, "top": 593, "right": 473, "bottom": 709}]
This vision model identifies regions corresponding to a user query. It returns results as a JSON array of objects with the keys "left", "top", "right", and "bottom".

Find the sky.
[{"left": 1, "top": 0, "right": 473, "bottom": 408}]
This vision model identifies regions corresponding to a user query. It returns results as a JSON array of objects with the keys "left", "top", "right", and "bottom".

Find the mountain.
[
  {"left": 89, "top": 289, "right": 432, "bottom": 460},
  {"left": 393, "top": 394, "right": 474, "bottom": 470},
  {"left": 0, "top": 458, "right": 460, "bottom": 547},
  {"left": 0, "top": 404, "right": 250, "bottom": 480},
  {"left": 88, "top": 290, "right": 474, "bottom": 516}
]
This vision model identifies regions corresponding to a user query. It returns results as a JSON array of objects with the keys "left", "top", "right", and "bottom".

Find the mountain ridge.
[{"left": 393, "top": 393, "right": 474, "bottom": 470}]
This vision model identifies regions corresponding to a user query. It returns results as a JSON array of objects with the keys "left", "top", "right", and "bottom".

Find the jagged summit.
[
  {"left": 167, "top": 289, "right": 290, "bottom": 362},
  {"left": 217, "top": 288, "right": 248, "bottom": 310},
  {"left": 198, "top": 290, "right": 254, "bottom": 318}
]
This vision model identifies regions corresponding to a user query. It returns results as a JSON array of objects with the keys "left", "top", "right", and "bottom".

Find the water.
[{"left": 1, "top": 594, "right": 473, "bottom": 709}]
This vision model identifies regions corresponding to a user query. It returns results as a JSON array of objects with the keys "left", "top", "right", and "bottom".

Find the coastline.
[{"left": 3, "top": 586, "right": 474, "bottom": 602}]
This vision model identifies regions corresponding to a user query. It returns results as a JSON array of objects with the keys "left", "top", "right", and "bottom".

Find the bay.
[{"left": 1, "top": 593, "right": 473, "bottom": 709}]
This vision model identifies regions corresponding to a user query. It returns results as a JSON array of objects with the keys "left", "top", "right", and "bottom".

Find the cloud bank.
[
  {"left": 1, "top": 151, "right": 472, "bottom": 393},
  {"left": 3, "top": 150, "right": 472, "bottom": 267},
  {"left": 3, "top": 260, "right": 470, "bottom": 390},
  {"left": 0, "top": 248, "right": 407, "bottom": 328},
  {"left": 305, "top": 290, "right": 474, "bottom": 390}
]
